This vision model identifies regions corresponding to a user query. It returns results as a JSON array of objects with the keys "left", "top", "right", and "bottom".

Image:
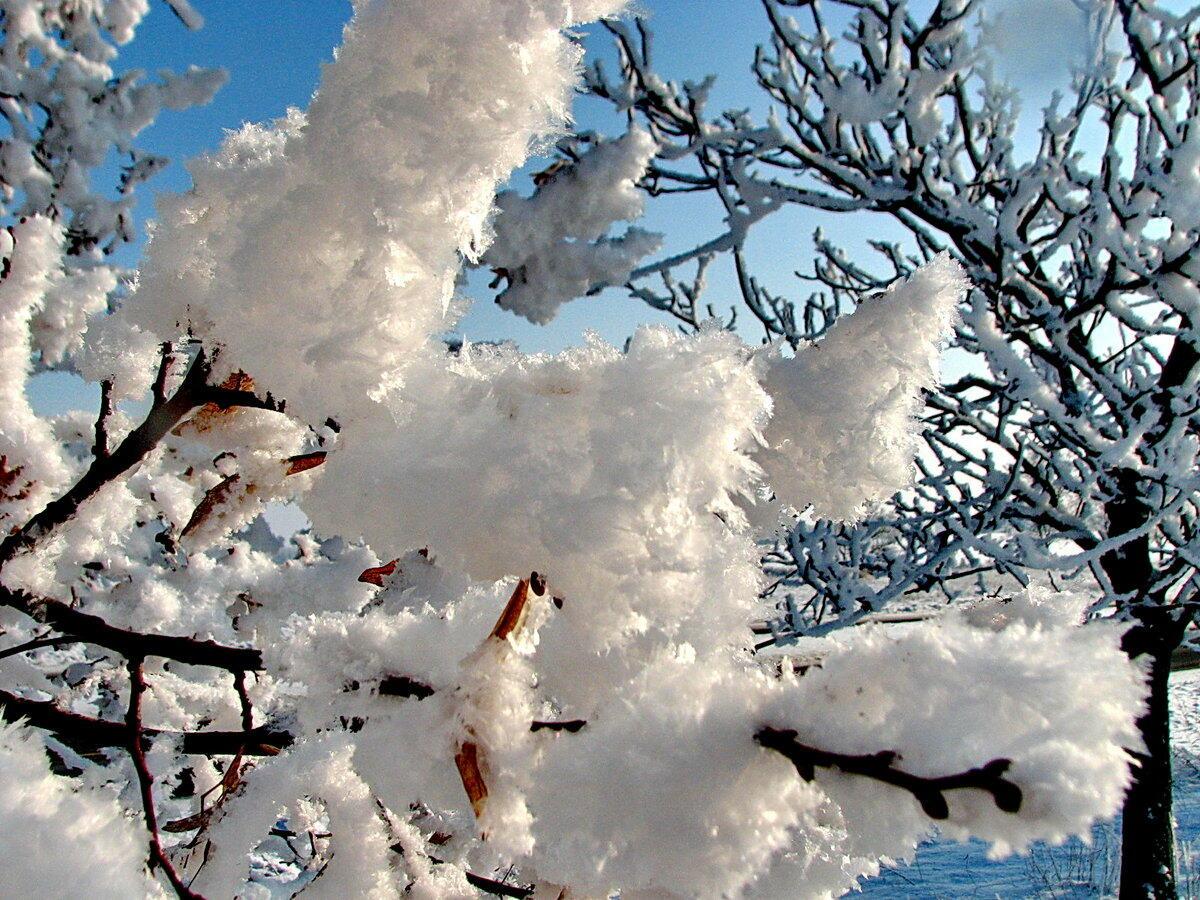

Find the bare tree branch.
[{"left": 756, "top": 726, "right": 1022, "bottom": 819}]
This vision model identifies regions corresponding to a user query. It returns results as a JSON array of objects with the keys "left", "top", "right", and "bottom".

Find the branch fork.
[{"left": 755, "top": 726, "right": 1022, "bottom": 820}]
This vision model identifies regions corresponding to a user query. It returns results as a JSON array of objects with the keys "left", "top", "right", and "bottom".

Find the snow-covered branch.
[{"left": 0, "top": 2, "right": 1157, "bottom": 897}]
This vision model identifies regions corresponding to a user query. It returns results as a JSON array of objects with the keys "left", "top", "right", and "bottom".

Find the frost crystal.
[
  {"left": 758, "top": 254, "right": 967, "bottom": 519},
  {"left": 118, "top": 0, "right": 629, "bottom": 425},
  {"left": 0, "top": 722, "right": 164, "bottom": 898},
  {"left": 485, "top": 128, "right": 662, "bottom": 324}
]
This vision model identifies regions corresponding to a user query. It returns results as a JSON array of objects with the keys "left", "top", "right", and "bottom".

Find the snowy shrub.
[
  {"left": 0, "top": 1, "right": 1148, "bottom": 898},
  {"left": 584, "top": 0, "right": 1200, "bottom": 893}
]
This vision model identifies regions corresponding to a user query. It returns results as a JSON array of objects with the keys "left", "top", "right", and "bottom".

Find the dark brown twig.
[
  {"left": 0, "top": 586, "right": 261, "bottom": 671},
  {"left": 529, "top": 719, "right": 587, "bottom": 733},
  {"left": 232, "top": 670, "right": 254, "bottom": 732},
  {"left": 0, "top": 353, "right": 210, "bottom": 566},
  {"left": 202, "top": 385, "right": 285, "bottom": 414},
  {"left": 0, "top": 634, "right": 78, "bottom": 661},
  {"left": 460, "top": 869, "right": 534, "bottom": 899},
  {"left": 0, "top": 688, "right": 290, "bottom": 756},
  {"left": 392, "top": 843, "right": 535, "bottom": 900},
  {"left": 377, "top": 674, "right": 435, "bottom": 699},
  {"left": 755, "top": 727, "right": 1022, "bottom": 820},
  {"left": 152, "top": 342, "right": 174, "bottom": 405},
  {"left": 163, "top": 748, "right": 246, "bottom": 834},
  {"left": 126, "top": 657, "right": 205, "bottom": 899},
  {"left": 0, "top": 350, "right": 288, "bottom": 568},
  {"left": 93, "top": 379, "right": 114, "bottom": 460}
]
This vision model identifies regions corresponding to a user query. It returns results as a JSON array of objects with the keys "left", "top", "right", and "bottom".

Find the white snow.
[
  {"left": 0, "top": 2, "right": 1155, "bottom": 898},
  {"left": 757, "top": 254, "right": 967, "bottom": 520},
  {"left": 484, "top": 128, "right": 661, "bottom": 324},
  {"left": 0, "top": 721, "right": 165, "bottom": 898}
]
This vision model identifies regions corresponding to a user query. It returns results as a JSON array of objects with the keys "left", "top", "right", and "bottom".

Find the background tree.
[
  {"left": 0, "top": 1, "right": 1160, "bottom": 897},
  {"left": 579, "top": 0, "right": 1200, "bottom": 895}
]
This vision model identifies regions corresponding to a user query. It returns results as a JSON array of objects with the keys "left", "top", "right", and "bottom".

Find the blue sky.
[{"left": 30, "top": 0, "right": 1086, "bottom": 414}]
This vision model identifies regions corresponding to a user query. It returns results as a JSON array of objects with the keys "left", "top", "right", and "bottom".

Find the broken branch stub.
[{"left": 454, "top": 573, "right": 552, "bottom": 825}]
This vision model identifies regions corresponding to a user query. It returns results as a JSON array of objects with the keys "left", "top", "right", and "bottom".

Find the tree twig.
[
  {"left": 0, "top": 353, "right": 210, "bottom": 566},
  {"left": 93, "top": 379, "right": 114, "bottom": 460},
  {"left": 232, "top": 670, "right": 254, "bottom": 732},
  {"left": 377, "top": 674, "right": 435, "bottom": 699},
  {"left": 0, "top": 687, "right": 290, "bottom": 756},
  {"left": 0, "top": 634, "right": 78, "bottom": 661},
  {"left": 152, "top": 342, "right": 174, "bottom": 405},
  {"left": 126, "top": 657, "right": 206, "bottom": 899},
  {"left": 756, "top": 726, "right": 1022, "bottom": 819},
  {"left": 0, "top": 585, "right": 262, "bottom": 671},
  {"left": 0, "top": 350, "right": 288, "bottom": 567}
]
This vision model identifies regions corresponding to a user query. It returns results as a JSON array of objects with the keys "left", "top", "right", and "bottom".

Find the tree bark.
[
  {"left": 1102, "top": 469, "right": 1190, "bottom": 899},
  {"left": 1119, "top": 613, "right": 1190, "bottom": 899}
]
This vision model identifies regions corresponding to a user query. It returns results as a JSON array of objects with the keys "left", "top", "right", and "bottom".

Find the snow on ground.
[{"left": 855, "top": 669, "right": 1200, "bottom": 898}]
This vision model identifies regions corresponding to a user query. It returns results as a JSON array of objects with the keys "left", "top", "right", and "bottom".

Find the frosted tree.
[
  {"left": 0, "top": 1, "right": 1154, "bottom": 898},
  {"left": 580, "top": 0, "right": 1200, "bottom": 895}
]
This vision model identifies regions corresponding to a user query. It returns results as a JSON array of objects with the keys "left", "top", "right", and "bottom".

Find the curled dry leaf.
[
  {"left": 491, "top": 577, "right": 531, "bottom": 641},
  {"left": 491, "top": 571, "right": 546, "bottom": 640},
  {"left": 358, "top": 558, "right": 399, "bottom": 587},
  {"left": 454, "top": 739, "right": 489, "bottom": 820},
  {"left": 284, "top": 451, "right": 327, "bottom": 475},
  {"left": 180, "top": 474, "right": 242, "bottom": 540},
  {"left": 179, "top": 451, "right": 325, "bottom": 542}
]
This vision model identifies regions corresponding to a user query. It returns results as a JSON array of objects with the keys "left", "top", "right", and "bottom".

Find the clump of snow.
[
  {"left": 756, "top": 254, "right": 967, "bottom": 520},
  {"left": 763, "top": 600, "right": 1144, "bottom": 865},
  {"left": 0, "top": 720, "right": 164, "bottom": 898},
  {"left": 962, "top": 585, "right": 1091, "bottom": 632},
  {"left": 162, "top": 0, "right": 204, "bottom": 31},
  {"left": 115, "top": 0, "right": 629, "bottom": 425},
  {"left": 484, "top": 128, "right": 662, "bottom": 324},
  {"left": 0, "top": 217, "right": 73, "bottom": 525},
  {"left": 33, "top": 263, "right": 117, "bottom": 366},
  {"left": 194, "top": 737, "right": 399, "bottom": 898},
  {"left": 305, "top": 326, "right": 768, "bottom": 684},
  {"left": 75, "top": 311, "right": 161, "bottom": 401}
]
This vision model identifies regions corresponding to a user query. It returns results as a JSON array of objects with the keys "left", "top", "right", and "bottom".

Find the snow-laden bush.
[
  {"left": 583, "top": 1, "right": 1200, "bottom": 892},
  {"left": 0, "top": 1, "right": 1146, "bottom": 897}
]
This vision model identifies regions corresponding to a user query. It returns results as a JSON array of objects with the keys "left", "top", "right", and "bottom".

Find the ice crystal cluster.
[
  {"left": 0, "top": 1, "right": 1146, "bottom": 898},
  {"left": 483, "top": 127, "right": 662, "bottom": 324}
]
